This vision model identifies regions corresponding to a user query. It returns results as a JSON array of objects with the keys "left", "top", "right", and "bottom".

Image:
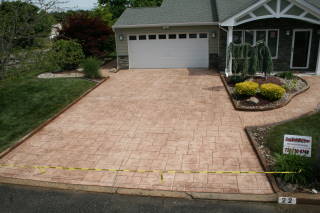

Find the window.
[
  {"left": 235, "top": 29, "right": 279, "bottom": 58},
  {"left": 268, "top": 30, "right": 278, "bottom": 58},
  {"left": 256, "top": 31, "right": 267, "bottom": 43},
  {"left": 139, "top": 35, "right": 147, "bottom": 40},
  {"left": 159, "top": 34, "right": 166, "bottom": 39},
  {"left": 169, "top": 34, "right": 177, "bottom": 39},
  {"left": 244, "top": 30, "right": 254, "bottom": 45},
  {"left": 199, "top": 33, "right": 208, "bottom": 38},
  {"left": 148, "top": 35, "right": 156, "bottom": 40},
  {"left": 179, "top": 34, "right": 187, "bottom": 39},
  {"left": 189, "top": 34, "right": 197, "bottom": 38},
  {"left": 233, "top": 31, "right": 243, "bottom": 44},
  {"left": 129, "top": 35, "right": 137, "bottom": 40}
]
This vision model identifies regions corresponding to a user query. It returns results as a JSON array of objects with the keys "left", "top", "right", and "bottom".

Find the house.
[
  {"left": 49, "top": 23, "right": 62, "bottom": 40},
  {"left": 112, "top": 0, "right": 320, "bottom": 75}
]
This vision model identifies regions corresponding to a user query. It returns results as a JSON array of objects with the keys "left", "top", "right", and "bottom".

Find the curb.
[
  {"left": 0, "top": 77, "right": 109, "bottom": 159},
  {"left": 0, "top": 176, "right": 278, "bottom": 203},
  {"left": 220, "top": 74, "right": 310, "bottom": 112}
]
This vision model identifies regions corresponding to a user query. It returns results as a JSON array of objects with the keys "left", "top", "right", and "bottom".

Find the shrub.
[
  {"left": 50, "top": 40, "right": 85, "bottom": 71},
  {"left": 228, "top": 75, "right": 248, "bottom": 85},
  {"left": 57, "top": 14, "right": 113, "bottom": 58},
  {"left": 260, "top": 83, "right": 286, "bottom": 101},
  {"left": 276, "top": 71, "right": 295, "bottom": 80},
  {"left": 283, "top": 79, "right": 298, "bottom": 91},
  {"left": 273, "top": 153, "right": 314, "bottom": 185},
  {"left": 81, "top": 57, "right": 102, "bottom": 79},
  {"left": 235, "top": 81, "right": 259, "bottom": 96}
]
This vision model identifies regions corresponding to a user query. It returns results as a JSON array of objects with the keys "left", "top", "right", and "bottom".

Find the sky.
[{"left": 62, "top": 0, "right": 98, "bottom": 10}]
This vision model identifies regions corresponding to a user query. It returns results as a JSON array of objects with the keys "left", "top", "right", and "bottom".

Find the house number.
[{"left": 278, "top": 197, "right": 297, "bottom": 205}]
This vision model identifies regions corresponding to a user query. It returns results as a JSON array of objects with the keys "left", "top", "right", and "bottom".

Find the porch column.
[
  {"left": 225, "top": 26, "right": 233, "bottom": 75},
  {"left": 317, "top": 40, "right": 320, "bottom": 76}
]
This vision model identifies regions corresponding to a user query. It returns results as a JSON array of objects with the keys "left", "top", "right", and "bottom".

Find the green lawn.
[
  {"left": 266, "top": 112, "right": 320, "bottom": 159},
  {"left": 0, "top": 78, "right": 95, "bottom": 152}
]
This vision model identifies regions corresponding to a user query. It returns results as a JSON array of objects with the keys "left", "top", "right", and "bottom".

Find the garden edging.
[
  {"left": 0, "top": 77, "right": 108, "bottom": 159},
  {"left": 220, "top": 74, "right": 310, "bottom": 111}
]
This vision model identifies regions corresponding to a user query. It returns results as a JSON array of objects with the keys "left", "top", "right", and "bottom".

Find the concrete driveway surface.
[{"left": 0, "top": 69, "right": 319, "bottom": 194}]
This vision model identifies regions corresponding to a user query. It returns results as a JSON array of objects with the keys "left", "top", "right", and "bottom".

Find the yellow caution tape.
[{"left": 0, "top": 163, "right": 300, "bottom": 175}]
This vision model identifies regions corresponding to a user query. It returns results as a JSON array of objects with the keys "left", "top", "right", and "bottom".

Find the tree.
[
  {"left": 226, "top": 41, "right": 273, "bottom": 77},
  {"left": 98, "top": 0, "right": 128, "bottom": 19},
  {"left": 98, "top": 0, "right": 163, "bottom": 20},
  {"left": 0, "top": 0, "right": 60, "bottom": 80},
  {"left": 57, "top": 14, "right": 113, "bottom": 58},
  {"left": 91, "top": 4, "right": 114, "bottom": 26}
]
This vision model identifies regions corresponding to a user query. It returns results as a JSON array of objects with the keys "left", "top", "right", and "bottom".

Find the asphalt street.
[{"left": 0, "top": 184, "right": 319, "bottom": 213}]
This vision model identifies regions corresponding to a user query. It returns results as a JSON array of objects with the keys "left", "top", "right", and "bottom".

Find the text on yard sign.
[{"left": 283, "top": 135, "right": 312, "bottom": 157}]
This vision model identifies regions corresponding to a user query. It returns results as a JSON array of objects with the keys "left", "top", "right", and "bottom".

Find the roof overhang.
[
  {"left": 220, "top": 0, "right": 320, "bottom": 26},
  {"left": 112, "top": 22, "right": 219, "bottom": 30}
]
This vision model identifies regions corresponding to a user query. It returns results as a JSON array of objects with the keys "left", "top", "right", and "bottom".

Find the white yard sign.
[{"left": 283, "top": 135, "right": 312, "bottom": 157}]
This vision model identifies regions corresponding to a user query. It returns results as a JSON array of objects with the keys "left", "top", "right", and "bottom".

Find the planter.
[{"left": 221, "top": 75, "right": 310, "bottom": 111}]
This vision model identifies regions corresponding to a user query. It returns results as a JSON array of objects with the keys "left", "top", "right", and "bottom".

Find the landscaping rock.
[
  {"left": 109, "top": 68, "right": 118, "bottom": 73},
  {"left": 246, "top": 97, "right": 260, "bottom": 104},
  {"left": 38, "top": 72, "right": 84, "bottom": 79},
  {"left": 283, "top": 183, "right": 298, "bottom": 192}
]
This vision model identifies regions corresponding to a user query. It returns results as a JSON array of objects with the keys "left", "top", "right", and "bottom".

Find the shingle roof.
[
  {"left": 215, "top": 0, "right": 259, "bottom": 21},
  {"left": 113, "top": 0, "right": 218, "bottom": 28},
  {"left": 305, "top": 0, "right": 320, "bottom": 9},
  {"left": 113, "top": 0, "right": 320, "bottom": 28}
]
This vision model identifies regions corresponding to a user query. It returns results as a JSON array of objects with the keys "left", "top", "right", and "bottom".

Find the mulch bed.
[{"left": 221, "top": 75, "right": 310, "bottom": 111}]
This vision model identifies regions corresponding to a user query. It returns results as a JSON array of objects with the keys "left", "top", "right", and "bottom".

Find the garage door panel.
[{"left": 128, "top": 35, "right": 209, "bottom": 69}]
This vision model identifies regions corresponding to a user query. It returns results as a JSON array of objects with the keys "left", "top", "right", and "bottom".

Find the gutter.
[{"left": 112, "top": 22, "right": 219, "bottom": 29}]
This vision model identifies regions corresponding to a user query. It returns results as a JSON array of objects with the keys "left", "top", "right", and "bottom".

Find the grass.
[
  {"left": 265, "top": 112, "right": 320, "bottom": 160},
  {"left": 0, "top": 77, "right": 95, "bottom": 152}
]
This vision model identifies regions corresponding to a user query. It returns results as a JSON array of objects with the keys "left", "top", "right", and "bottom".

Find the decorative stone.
[
  {"left": 109, "top": 68, "right": 118, "bottom": 73},
  {"left": 38, "top": 72, "right": 84, "bottom": 79},
  {"left": 282, "top": 183, "right": 298, "bottom": 192},
  {"left": 246, "top": 97, "right": 260, "bottom": 104}
]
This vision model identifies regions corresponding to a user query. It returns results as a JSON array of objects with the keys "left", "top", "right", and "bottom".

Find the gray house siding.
[
  {"left": 219, "top": 18, "right": 320, "bottom": 72},
  {"left": 115, "top": 25, "right": 220, "bottom": 69}
]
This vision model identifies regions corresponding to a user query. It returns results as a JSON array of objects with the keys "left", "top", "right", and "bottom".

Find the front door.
[{"left": 290, "top": 29, "right": 312, "bottom": 69}]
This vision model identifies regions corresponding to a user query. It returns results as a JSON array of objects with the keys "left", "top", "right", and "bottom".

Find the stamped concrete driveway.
[{"left": 1, "top": 69, "right": 319, "bottom": 195}]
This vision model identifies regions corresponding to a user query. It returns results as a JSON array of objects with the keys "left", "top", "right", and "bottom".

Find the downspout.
[{"left": 316, "top": 39, "right": 320, "bottom": 75}]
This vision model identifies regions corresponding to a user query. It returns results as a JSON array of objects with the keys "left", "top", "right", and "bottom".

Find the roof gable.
[{"left": 219, "top": 0, "right": 320, "bottom": 26}]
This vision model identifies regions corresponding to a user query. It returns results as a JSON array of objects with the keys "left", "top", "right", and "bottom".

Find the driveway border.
[{"left": 0, "top": 77, "right": 108, "bottom": 159}]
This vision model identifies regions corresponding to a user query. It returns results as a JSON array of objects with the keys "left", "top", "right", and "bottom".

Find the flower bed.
[
  {"left": 221, "top": 74, "right": 309, "bottom": 111},
  {"left": 246, "top": 110, "right": 320, "bottom": 194}
]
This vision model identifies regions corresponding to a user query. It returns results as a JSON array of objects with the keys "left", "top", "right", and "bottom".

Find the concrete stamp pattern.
[{"left": 1, "top": 69, "right": 319, "bottom": 194}]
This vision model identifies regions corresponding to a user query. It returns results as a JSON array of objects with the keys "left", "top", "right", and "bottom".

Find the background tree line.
[{"left": 0, "top": 0, "right": 163, "bottom": 80}]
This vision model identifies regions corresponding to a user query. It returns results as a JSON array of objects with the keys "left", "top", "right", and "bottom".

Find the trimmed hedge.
[
  {"left": 235, "top": 81, "right": 259, "bottom": 96},
  {"left": 260, "top": 83, "right": 286, "bottom": 101}
]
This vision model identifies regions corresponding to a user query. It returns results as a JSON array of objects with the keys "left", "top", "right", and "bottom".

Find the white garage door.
[{"left": 128, "top": 33, "right": 209, "bottom": 69}]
